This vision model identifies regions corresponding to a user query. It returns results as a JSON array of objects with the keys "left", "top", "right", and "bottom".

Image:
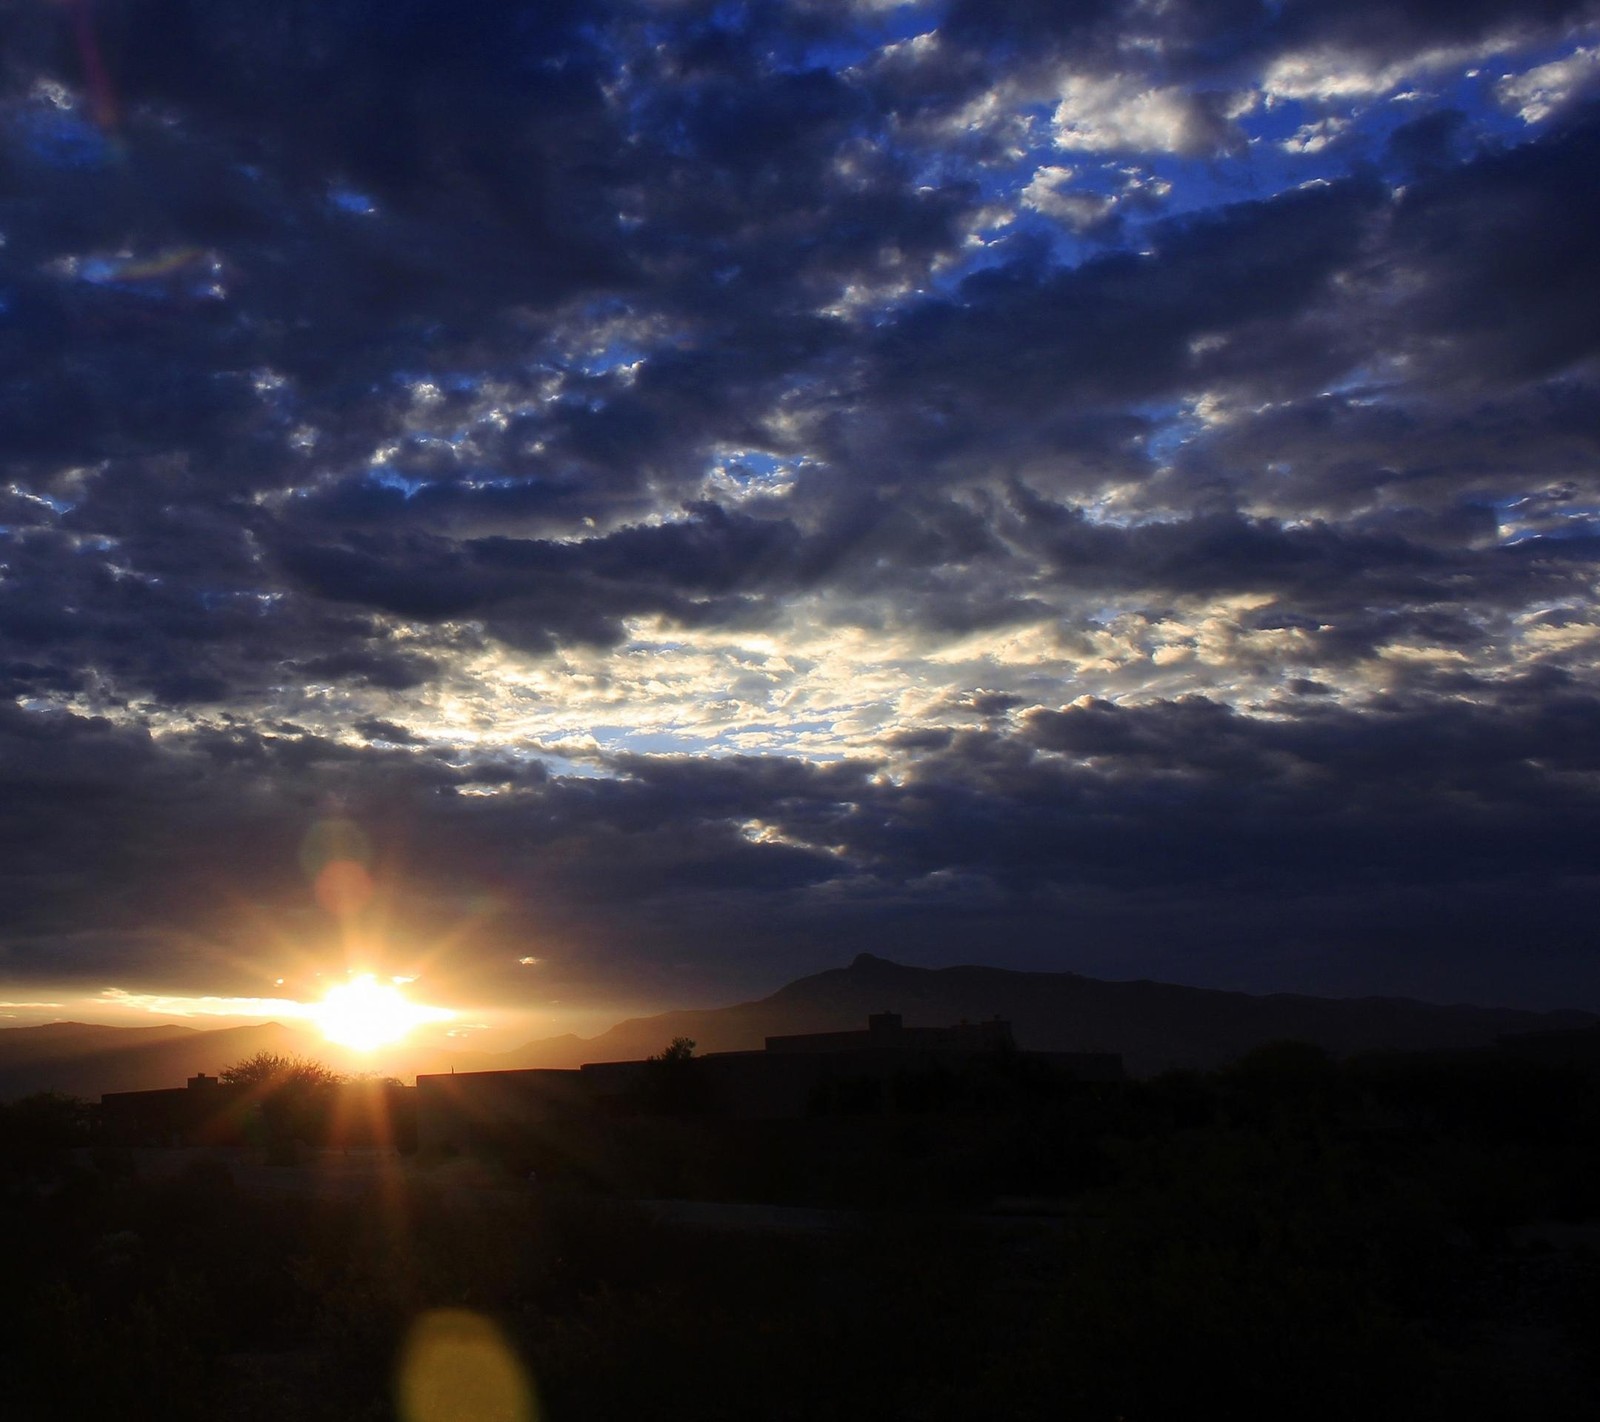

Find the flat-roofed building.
[
  {"left": 412, "top": 1015, "right": 1125, "bottom": 1145},
  {"left": 765, "top": 1011, "right": 1015, "bottom": 1055},
  {"left": 99, "top": 1074, "right": 248, "bottom": 1146},
  {"left": 415, "top": 1068, "right": 587, "bottom": 1154}
]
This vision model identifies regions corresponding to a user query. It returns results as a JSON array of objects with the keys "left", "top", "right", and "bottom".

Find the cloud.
[
  {"left": 1498, "top": 44, "right": 1600, "bottom": 123},
  {"left": 1050, "top": 73, "right": 1242, "bottom": 156},
  {"left": 0, "top": 0, "right": 1598, "bottom": 1012}
]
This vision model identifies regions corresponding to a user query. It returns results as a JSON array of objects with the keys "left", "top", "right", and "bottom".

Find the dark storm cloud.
[
  {"left": 842, "top": 106, "right": 1597, "bottom": 504},
  {"left": 0, "top": 703, "right": 859, "bottom": 994},
  {"left": 1003, "top": 486, "right": 1598, "bottom": 613},
  {"left": 938, "top": 0, "right": 1600, "bottom": 77},
  {"left": 1385, "top": 104, "right": 1600, "bottom": 385},
  {"left": 235, "top": 136, "right": 1600, "bottom": 657},
  {"left": 0, "top": 0, "right": 973, "bottom": 526},
  {"left": 0, "top": 509, "right": 452, "bottom": 707},
  {"left": 12, "top": 684, "right": 1596, "bottom": 1002},
  {"left": 1, "top": 0, "right": 1598, "bottom": 1010},
  {"left": 1270, "top": 0, "right": 1600, "bottom": 65},
  {"left": 838, "top": 176, "right": 1384, "bottom": 495},
  {"left": 271, "top": 504, "right": 801, "bottom": 650},
  {"left": 83, "top": 0, "right": 629, "bottom": 295},
  {"left": 1162, "top": 380, "right": 1600, "bottom": 523}
]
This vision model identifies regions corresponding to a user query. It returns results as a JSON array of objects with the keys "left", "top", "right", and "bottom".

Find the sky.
[{"left": 1, "top": 0, "right": 1598, "bottom": 1042}]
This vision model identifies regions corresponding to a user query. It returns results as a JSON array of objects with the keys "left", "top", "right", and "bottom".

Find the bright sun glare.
[{"left": 313, "top": 974, "right": 453, "bottom": 1052}]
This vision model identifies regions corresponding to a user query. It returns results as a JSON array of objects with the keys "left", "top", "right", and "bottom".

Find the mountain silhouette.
[
  {"left": 0, "top": 1020, "right": 321, "bottom": 1099},
  {"left": 3, "top": 956, "right": 1594, "bottom": 1097},
  {"left": 494, "top": 954, "right": 1596, "bottom": 1076}
]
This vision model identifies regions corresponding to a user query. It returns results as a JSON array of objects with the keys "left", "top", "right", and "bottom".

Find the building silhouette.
[
  {"left": 99, "top": 1074, "right": 415, "bottom": 1150},
  {"left": 416, "top": 1014, "right": 1122, "bottom": 1152},
  {"left": 97, "top": 1012, "right": 1122, "bottom": 1155}
]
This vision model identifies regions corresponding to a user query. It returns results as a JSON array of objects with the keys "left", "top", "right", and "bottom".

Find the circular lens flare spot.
[
  {"left": 314, "top": 974, "right": 453, "bottom": 1052},
  {"left": 301, "top": 818, "right": 373, "bottom": 878},
  {"left": 398, "top": 1309, "right": 537, "bottom": 1422},
  {"left": 315, "top": 858, "right": 375, "bottom": 917}
]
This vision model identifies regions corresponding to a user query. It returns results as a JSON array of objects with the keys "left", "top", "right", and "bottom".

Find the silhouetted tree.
[
  {"left": 650, "top": 1037, "right": 696, "bottom": 1064},
  {"left": 644, "top": 1037, "right": 706, "bottom": 1115},
  {"left": 219, "top": 1053, "right": 343, "bottom": 1158}
]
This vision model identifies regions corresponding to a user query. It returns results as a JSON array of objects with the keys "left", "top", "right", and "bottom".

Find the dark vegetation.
[
  {"left": 99, "top": 1053, "right": 417, "bottom": 1157},
  {"left": 2, "top": 1043, "right": 1597, "bottom": 1420},
  {"left": 219, "top": 1052, "right": 347, "bottom": 1163}
]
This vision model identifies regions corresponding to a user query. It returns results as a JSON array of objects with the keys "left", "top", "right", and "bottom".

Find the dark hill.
[
  {"left": 500, "top": 953, "right": 1597, "bottom": 1077},
  {"left": 4, "top": 957, "right": 1594, "bottom": 1096},
  {"left": 0, "top": 1021, "right": 195, "bottom": 1062},
  {"left": 0, "top": 1020, "right": 324, "bottom": 1100}
]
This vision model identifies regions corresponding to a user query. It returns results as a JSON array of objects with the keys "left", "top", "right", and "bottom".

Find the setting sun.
[{"left": 312, "top": 974, "right": 454, "bottom": 1052}]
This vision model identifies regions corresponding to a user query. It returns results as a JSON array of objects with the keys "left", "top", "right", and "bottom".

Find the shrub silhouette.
[{"left": 219, "top": 1053, "right": 343, "bottom": 1160}]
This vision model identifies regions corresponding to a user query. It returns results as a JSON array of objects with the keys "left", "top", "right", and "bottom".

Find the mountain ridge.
[
  {"left": 3, "top": 955, "right": 1593, "bottom": 1097},
  {"left": 494, "top": 953, "right": 1596, "bottom": 1076}
]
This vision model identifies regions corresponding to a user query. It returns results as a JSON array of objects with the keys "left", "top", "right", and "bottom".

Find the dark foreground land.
[{"left": 3, "top": 1043, "right": 1598, "bottom": 1421}]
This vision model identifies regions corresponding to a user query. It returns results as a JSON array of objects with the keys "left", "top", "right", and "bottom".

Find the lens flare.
[
  {"left": 313, "top": 973, "right": 453, "bottom": 1052},
  {"left": 315, "top": 858, "right": 375, "bottom": 917},
  {"left": 302, "top": 818, "right": 377, "bottom": 919},
  {"left": 398, "top": 1309, "right": 537, "bottom": 1422},
  {"left": 65, "top": 0, "right": 119, "bottom": 133}
]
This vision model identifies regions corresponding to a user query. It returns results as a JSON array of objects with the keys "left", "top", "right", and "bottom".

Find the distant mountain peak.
[
  {"left": 848, "top": 952, "right": 903, "bottom": 971},
  {"left": 527, "top": 956, "right": 1598, "bottom": 1078}
]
